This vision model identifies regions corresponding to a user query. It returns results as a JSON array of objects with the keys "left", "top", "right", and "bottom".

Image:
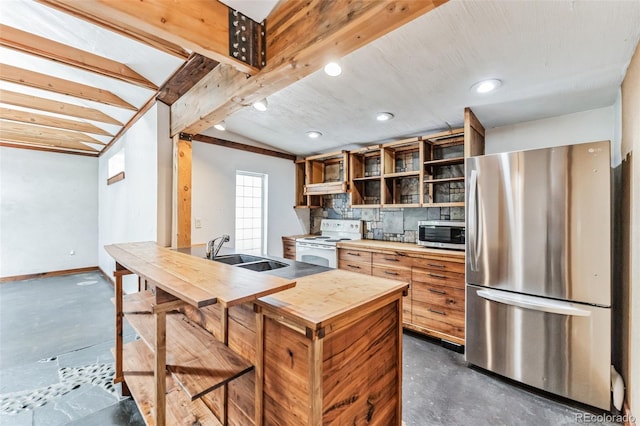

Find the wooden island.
[{"left": 106, "top": 242, "right": 409, "bottom": 426}]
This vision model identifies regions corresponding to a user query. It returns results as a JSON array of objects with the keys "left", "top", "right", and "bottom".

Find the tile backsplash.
[{"left": 310, "top": 194, "right": 465, "bottom": 243}]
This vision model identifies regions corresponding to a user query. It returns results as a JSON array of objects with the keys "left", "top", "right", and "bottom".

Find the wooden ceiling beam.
[
  {"left": 171, "top": 0, "right": 447, "bottom": 136},
  {"left": 157, "top": 54, "right": 219, "bottom": 106},
  {"left": 0, "top": 141, "right": 99, "bottom": 157},
  {"left": 0, "top": 107, "right": 113, "bottom": 136},
  {"left": 0, "top": 64, "right": 137, "bottom": 110},
  {"left": 35, "top": 0, "right": 190, "bottom": 60},
  {"left": 38, "top": 0, "right": 258, "bottom": 75},
  {"left": 0, "top": 119, "right": 105, "bottom": 146},
  {"left": 0, "top": 24, "right": 158, "bottom": 90},
  {"left": 0, "top": 89, "right": 122, "bottom": 125},
  {"left": 0, "top": 131, "right": 99, "bottom": 152}
]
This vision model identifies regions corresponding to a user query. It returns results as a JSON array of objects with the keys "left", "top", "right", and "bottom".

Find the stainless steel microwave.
[{"left": 417, "top": 220, "right": 465, "bottom": 250}]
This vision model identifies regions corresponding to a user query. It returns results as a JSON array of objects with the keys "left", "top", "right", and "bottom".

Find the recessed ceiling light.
[
  {"left": 376, "top": 112, "right": 395, "bottom": 122},
  {"left": 253, "top": 98, "right": 268, "bottom": 111},
  {"left": 306, "top": 131, "right": 323, "bottom": 139},
  {"left": 471, "top": 79, "right": 502, "bottom": 94},
  {"left": 214, "top": 121, "right": 226, "bottom": 131},
  {"left": 324, "top": 62, "right": 342, "bottom": 77}
]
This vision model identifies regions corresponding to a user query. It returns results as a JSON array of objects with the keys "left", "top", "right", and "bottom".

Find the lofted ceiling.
[
  {"left": 0, "top": 1, "right": 639, "bottom": 158},
  {"left": 0, "top": 0, "right": 185, "bottom": 155}
]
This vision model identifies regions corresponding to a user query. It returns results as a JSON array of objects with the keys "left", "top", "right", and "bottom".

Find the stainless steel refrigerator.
[{"left": 465, "top": 140, "right": 611, "bottom": 410}]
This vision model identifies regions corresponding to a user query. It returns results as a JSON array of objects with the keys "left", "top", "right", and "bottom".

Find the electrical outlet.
[{"left": 195, "top": 218, "right": 202, "bottom": 229}]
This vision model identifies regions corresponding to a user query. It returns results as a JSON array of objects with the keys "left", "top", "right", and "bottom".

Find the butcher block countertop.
[
  {"left": 257, "top": 269, "right": 408, "bottom": 331},
  {"left": 337, "top": 239, "right": 465, "bottom": 261},
  {"left": 105, "top": 242, "right": 296, "bottom": 308}
]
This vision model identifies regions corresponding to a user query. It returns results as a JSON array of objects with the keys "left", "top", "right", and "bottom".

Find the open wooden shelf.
[
  {"left": 382, "top": 203, "right": 422, "bottom": 208},
  {"left": 351, "top": 204, "right": 382, "bottom": 208},
  {"left": 120, "top": 339, "right": 222, "bottom": 426},
  {"left": 422, "top": 201, "right": 465, "bottom": 208},
  {"left": 383, "top": 170, "right": 421, "bottom": 178},
  {"left": 423, "top": 156, "right": 464, "bottom": 167},
  {"left": 424, "top": 176, "right": 465, "bottom": 184},
  {"left": 352, "top": 175, "right": 381, "bottom": 181},
  {"left": 120, "top": 290, "right": 155, "bottom": 314},
  {"left": 125, "top": 309, "right": 254, "bottom": 401}
]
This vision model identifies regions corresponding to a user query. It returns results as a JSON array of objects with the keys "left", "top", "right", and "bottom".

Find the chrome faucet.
[{"left": 205, "top": 234, "right": 230, "bottom": 260}]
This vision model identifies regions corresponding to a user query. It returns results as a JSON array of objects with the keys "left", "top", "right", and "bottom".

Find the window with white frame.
[{"left": 235, "top": 171, "right": 267, "bottom": 254}]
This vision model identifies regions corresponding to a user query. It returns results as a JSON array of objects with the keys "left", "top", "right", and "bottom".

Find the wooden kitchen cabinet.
[
  {"left": 294, "top": 151, "right": 349, "bottom": 208},
  {"left": 411, "top": 262, "right": 465, "bottom": 343},
  {"left": 338, "top": 240, "right": 466, "bottom": 346},
  {"left": 339, "top": 107, "right": 485, "bottom": 209},
  {"left": 381, "top": 137, "right": 423, "bottom": 207},
  {"left": 349, "top": 145, "right": 382, "bottom": 207},
  {"left": 372, "top": 253, "right": 413, "bottom": 322},
  {"left": 338, "top": 248, "right": 372, "bottom": 274}
]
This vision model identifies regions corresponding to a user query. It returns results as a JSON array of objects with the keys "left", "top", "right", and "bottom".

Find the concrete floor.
[{"left": 0, "top": 273, "right": 616, "bottom": 425}]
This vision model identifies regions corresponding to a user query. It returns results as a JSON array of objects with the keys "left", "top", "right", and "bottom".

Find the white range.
[{"left": 295, "top": 219, "right": 364, "bottom": 268}]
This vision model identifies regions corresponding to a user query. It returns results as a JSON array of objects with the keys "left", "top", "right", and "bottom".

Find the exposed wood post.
[
  {"left": 154, "top": 309, "right": 167, "bottom": 426},
  {"left": 172, "top": 134, "right": 192, "bottom": 248},
  {"left": 113, "top": 263, "right": 125, "bottom": 387},
  {"left": 309, "top": 336, "right": 323, "bottom": 425},
  {"left": 254, "top": 305, "right": 264, "bottom": 426}
]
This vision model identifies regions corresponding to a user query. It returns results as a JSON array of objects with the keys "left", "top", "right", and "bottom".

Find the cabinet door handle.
[
  {"left": 384, "top": 257, "right": 399, "bottom": 262},
  {"left": 427, "top": 263, "right": 445, "bottom": 268},
  {"left": 384, "top": 271, "right": 399, "bottom": 276},
  {"left": 428, "top": 308, "right": 446, "bottom": 316},
  {"left": 348, "top": 264, "right": 361, "bottom": 269},
  {"left": 394, "top": 251, "right": 407, "bottom": 257},
  {"left": 428, "top": 273, "right": 446, "bottom": 279},
  {"left": 347, "top": 252, "right": 361, "bottom": 256},
  {"left": 428, "top": 288, "right": 446, "bottom": 295}
]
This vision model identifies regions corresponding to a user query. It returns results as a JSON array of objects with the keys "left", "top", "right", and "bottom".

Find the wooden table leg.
[
  {"left": 155, "top": 310, "right": 167, "bottom": 426},
  {"left": 114, "top": 269, "right": 124, "bottom": 387}
]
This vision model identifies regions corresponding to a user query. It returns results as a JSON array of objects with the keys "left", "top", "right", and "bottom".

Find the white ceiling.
[{"left": 218, "top": 0, "right": 640, "bottom": 156}]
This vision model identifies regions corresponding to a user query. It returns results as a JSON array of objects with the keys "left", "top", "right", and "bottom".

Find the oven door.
[{"left": 295, "top": 242, "right": 336, "bottom": 268}]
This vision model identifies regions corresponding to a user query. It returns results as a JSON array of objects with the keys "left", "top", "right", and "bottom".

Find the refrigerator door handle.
[
  {"left": 476, "top": 289, "right": 592, "bottom": 317},
  {"left": 468, "top": 169, "right": 479, "bottom": 271}
]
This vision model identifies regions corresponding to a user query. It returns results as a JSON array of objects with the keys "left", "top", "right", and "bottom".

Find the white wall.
[
  {"left": 191, "top": 142, "right": 307, "bottom": 257},
  {"left": 98, "top": 103, "right": 172, "bottom": 292},
  {"left": 485, "top": 106, "right": 618, "bottom": 165},
  {"left": 0, "top": 148, "right": 98, "bottom": 277}
]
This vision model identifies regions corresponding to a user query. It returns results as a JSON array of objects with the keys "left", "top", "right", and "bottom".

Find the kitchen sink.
[
  {"left": 237, "top": 260, "right": 288, "bottom": 272},
  {"left": 212, "top": 254, "right": 265, "bottom": 265},
  {"left": 211, "top": 254, "right": 289, "bottom": 272}
]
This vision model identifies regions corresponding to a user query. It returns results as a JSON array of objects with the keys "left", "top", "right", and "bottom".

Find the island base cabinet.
[
  {"left": 262, "top": 301, "right": 401, "bottom": 425},
  {"left": 181, "top": 297, "right": 403, "bottom": 425}
]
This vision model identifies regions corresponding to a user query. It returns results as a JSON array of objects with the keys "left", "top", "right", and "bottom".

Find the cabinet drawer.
[
  {"left": 414, "top": 258, "right": 464, "bottom": 274},
  {"left": 411, "top": 312, "right": 465, "bottom": 340},
  {"left": 339, "top": 249, "right": 372, "bottom": 264},
  {"left": 412, "top": 267, "right": 464, "bottom": 289},
  {"left": 372, "top": 265, "right": 411, "bottom": 283},
  {"left": 372, "top": 252, "right": 413, "bottom": 269},
  {"left": 412, "top": 281, "right": 464, "bottom": 312},
  {"left": 338, "top": 259, "right": 372, "bottom": 275},
  {"left": 413, "top": 301, "right": 465, "bottom": 331}
]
